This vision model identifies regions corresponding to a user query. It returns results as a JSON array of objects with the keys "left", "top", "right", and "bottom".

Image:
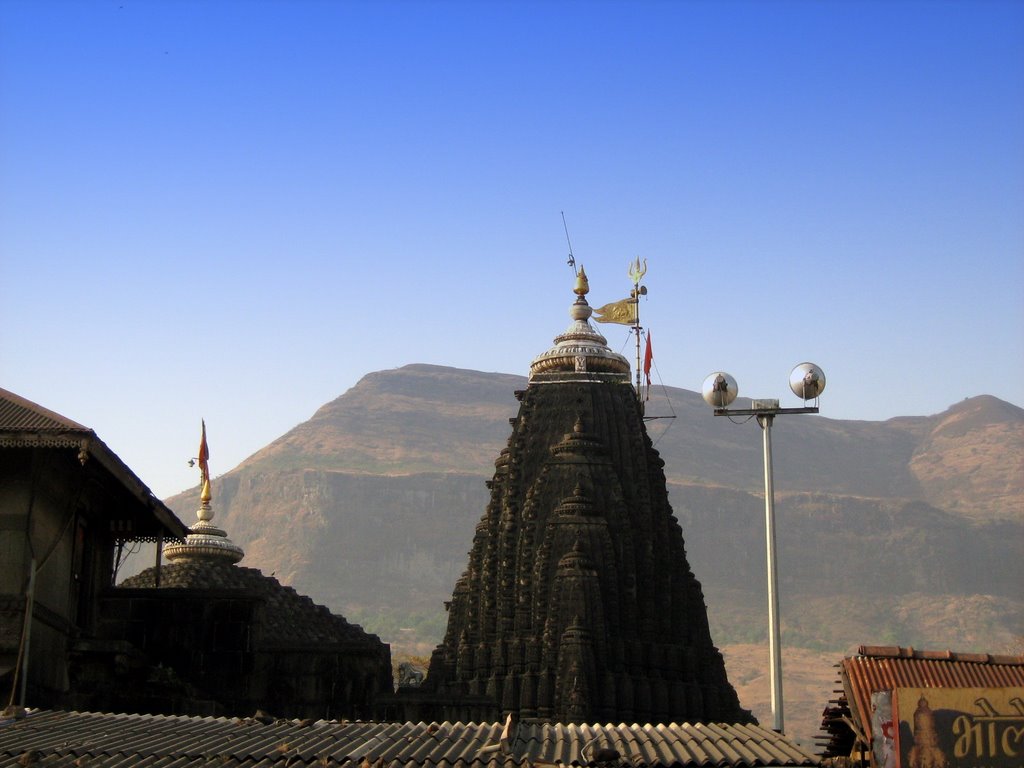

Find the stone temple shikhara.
[{"left": 418, "top": 268, "right": 751, "bottom": 725}]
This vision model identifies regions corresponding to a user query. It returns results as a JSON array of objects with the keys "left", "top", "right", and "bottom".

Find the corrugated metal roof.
[
  {"left": 0, "top": 711, "right": 819, "bottom": 768},
  {"left": 0, "top": 387, "right": 90, "bottom": 432},
  {"left": 818, "top": 645, "right": 1024, "bottom": 757},
  {"left": 843, "top": 645, "right": 1024, "bottom": 732}
]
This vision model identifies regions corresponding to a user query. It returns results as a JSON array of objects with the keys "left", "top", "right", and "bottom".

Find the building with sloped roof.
[
  {"left": 414, "top": 270, "right": 750, "bottom": 725},
  {"left": 0, "top": 387, "right": 189, "bottom": 709},
  {"left": 0, "top": 708, "right": 819, "bottom": 768},
  {"left": 817, "top": 645, "right": 1024, "bottom": 766},
  {"left": 1, "top": 388, "right": 391, "bottom": 720}
]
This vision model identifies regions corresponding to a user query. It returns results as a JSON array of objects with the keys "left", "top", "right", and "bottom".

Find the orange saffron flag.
[
  {"left": 643, "top": 332, "right": 653, "bottom": 387},
  {"left": 198, "top": 419, "right": 210, "bottom": 482}
]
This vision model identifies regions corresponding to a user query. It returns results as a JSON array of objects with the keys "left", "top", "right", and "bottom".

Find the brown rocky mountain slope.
[
  {"left": 162, "top": 364, "right": 1023, "bottom": 743},
  {"left": 906, "top": 394, "right": 1024, "bottom": 520},
  {"left": 235, "top": 365, "right": 1022, "bottom": 518}
]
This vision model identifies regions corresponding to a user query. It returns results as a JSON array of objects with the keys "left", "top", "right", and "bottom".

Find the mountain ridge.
[
  {"left": 227, "top": 364, "right": 1022, "bottom": 521},
  {"left": 160, "top": 364, "right": 1023, "bottom": 744}
]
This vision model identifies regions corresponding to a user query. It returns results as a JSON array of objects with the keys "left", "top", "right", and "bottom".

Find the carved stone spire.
[{"left": 422, "top": 272, "right": 751, "bottom": 725}]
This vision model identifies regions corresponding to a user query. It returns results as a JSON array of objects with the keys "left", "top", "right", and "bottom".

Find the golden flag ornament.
[{"left": 593, "top": 297, "right": 638, "bottom": 325}]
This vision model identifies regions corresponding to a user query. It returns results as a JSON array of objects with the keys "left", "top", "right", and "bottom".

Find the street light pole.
[
  {"left": 758, "top": 412, "right": 783, "bottom": 732},
  {"left": 701, "top": 364, "right": 826, "bottom": 734}
]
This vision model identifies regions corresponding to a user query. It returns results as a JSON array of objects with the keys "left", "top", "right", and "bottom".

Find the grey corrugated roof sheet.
[
  {"left": 0, "top": 387, "right": 90, "bottom": 432},
  {"left": 0, "top": 710, "right": 818, "bottom": 767}
]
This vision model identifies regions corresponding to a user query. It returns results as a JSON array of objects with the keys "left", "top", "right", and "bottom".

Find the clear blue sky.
[{"left": 2, "top": 0, "right": 1022, "bottom": 499}]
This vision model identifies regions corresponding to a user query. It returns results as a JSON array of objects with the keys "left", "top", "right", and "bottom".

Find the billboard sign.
[{"left": 893, "top": 687, "right": 1024, "bottom": 768}]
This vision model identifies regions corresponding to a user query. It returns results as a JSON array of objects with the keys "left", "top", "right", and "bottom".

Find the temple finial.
[
  {"left": 574, "top": 266, "right": 589, "bottom": 298},
  {"left": 198, "top": 478, "right": 213, "bottom": 521},
  {"left": 529, "top": 265, "right": 630, "bottom": 380},
  {"left": 164, "top": 420, "right": 244, "bottom": 565},
  {"left": 628, "top": 257, "right": 647, "bottom": 287},
  {"left": 197, "top": 420, "right": 214, "bottom": 520}
]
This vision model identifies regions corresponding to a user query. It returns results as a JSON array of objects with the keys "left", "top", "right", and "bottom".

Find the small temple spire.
[{"left": 164, "top": 421, "right": 244, "bottom": 565}]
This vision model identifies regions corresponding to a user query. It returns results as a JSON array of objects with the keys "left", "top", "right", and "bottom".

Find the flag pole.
[
  {"left": 634, "top": 302, "right": 642, "bottom": 401},
  {"left": 627, "top": 258, "right": 648, "bottom": 405}
]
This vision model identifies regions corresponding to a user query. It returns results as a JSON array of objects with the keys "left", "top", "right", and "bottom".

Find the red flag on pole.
[
  {"left": 643, "top": 331, "right": 653, "bottom": 399},
  {"left": 198, "top": 419, "right": 210, "bottom": 484}
]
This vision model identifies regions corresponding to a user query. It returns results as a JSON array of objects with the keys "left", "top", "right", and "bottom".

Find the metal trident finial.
[{"left": 628, "top": 256, "right": 647, "bottom": 286}]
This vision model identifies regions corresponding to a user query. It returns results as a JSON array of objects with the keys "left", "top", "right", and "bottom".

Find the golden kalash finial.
[
  {"left": 574, "top": 266, "right": 590, "bottom": 297},
  {"left": 165, "top": 419, "right": 244, "bottom": 564}
]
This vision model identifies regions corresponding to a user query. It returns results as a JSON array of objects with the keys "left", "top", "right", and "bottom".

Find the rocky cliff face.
[
  {"left": 209, "top": 468, "right": 485, "bottom": 614},
  {"left": 232, "top": 365, "right": 1023, "bottom": 518},
  {"left": 907, "top": 394, "right": 1024, "bottom": 520},
  {"left": 239, "top": 365, "right": 524, "bottom": 476}
]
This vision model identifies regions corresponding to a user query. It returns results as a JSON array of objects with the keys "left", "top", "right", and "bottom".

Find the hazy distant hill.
[
  {"left": 163, "top": 364, "right": 1024, "bottom": 743},
  {"left": 232, "top": 365, "right": 1022, "bottom": 519}
]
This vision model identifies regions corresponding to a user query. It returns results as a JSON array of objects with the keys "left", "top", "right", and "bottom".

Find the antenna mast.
[{"left": 561, "top": 211, "right": 578, "bottom": 276}]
